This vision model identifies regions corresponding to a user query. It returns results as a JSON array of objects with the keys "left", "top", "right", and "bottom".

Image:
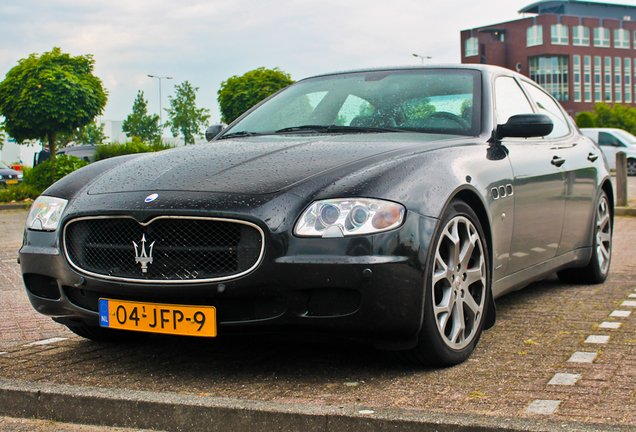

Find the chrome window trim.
[{"left": 62, "top": 215, "right": 266, "bottom": 284}]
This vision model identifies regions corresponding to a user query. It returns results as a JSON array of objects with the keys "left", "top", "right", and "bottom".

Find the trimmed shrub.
[
  {"left": 94, "top": 138, "right": 173, "bottom": 161},
  {"left": 0, "top": 183, "right": 41, "bottom": 203},
  {"left": 575, "top": 111, "right": 596, "bottom": 128},
  {"left": 23, "top": 155, "right": 89, "bottom": 192}
]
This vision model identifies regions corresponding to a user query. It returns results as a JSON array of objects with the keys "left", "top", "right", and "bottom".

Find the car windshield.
[
  {"left": 221, "top": 69, "right": 481, "bottom": 138},
  {"left": 613, "top": 129, "right": 636, "bottom": 146},
  {"left": 0, "top": 161, "right": 9, "bottom": 169}
]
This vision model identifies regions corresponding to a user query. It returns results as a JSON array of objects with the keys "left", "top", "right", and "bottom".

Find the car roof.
[
  {"left": 580, "top": 128, "right": 627, "bottom": 132},
  {"left": 300, "top": 64, "right": 521, "bottom": 81}
]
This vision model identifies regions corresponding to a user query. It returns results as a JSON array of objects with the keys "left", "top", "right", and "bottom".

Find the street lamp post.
[
  {"left": 147, "top": 75, "right": 173, "bottom": 128},
  {"left": 412, "top": 54, "right": 432, "bottom": 64}
]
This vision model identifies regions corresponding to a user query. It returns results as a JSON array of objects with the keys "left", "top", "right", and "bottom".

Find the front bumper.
[{"left": 19, "top": 210, "right": 437, "bottom": 346}]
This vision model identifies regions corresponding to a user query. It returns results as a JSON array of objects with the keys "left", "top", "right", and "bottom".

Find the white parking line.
[
  {"left": 24, "top": 337, "right": 68, "bottom": 347},
  {"left": 526, "top": 400, "right": 561, "bottom": 415},
  {"left": 548, "top": 373, "right": 581, "bottom": 386},
  {"left": 568, "top": 352, "right": 597, "bottom": 363},
  {"left": 599, "top": 322, "right": 621, "bottom": 329},
  {"left": 610, "top": 310, "right": 631, "bottom": 317},
  {"left": 621, "top": 301, "right": 636, "bottom": 307},
  {"left": 584, "top": 335, "right": 610, "bottom": 344}
]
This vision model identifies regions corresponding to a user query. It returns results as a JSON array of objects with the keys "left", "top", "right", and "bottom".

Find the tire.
[
  {"left": 558, "top": 190, "right": 612, "bottom": 284},
  {"left": 628, "top": 158, "right": 636, "bottom": 176},
  {"left": 400, "top": 199, "right": 490, "bottom": 367},
  {"left": 66, "top": 322, "right": 147, "bottom": 343}
]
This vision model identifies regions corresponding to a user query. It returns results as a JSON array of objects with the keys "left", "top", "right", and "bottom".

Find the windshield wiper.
[
  {"left": 275, "top": 125, "right": 407, "bottom": 134},
  {"left": 217, "top": 131, "right": 263, "bottom": 140}
]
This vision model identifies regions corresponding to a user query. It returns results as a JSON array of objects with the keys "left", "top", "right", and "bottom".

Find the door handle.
[
  {"left": 551, "top": 156, "right": 565, "bottom": 167},
  {"left": 587, "top": 152, "right": 599, "bottom": 162}
]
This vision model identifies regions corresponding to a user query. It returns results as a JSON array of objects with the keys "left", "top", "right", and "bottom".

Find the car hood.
[
  {"left": 87, "top": 133, "right": 466, "bottom": 195},
  {"left": 0, "top": 168, "right": 19, "bottom": 176}
]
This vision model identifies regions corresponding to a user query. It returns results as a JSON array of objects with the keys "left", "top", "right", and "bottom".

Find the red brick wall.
[{"left": 461, "top": 14, "right": 636, "bottom": 116}]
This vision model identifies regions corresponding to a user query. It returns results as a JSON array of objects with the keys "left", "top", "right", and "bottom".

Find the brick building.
[{"left": 461, "top": 0, "right": 636, "bottom": 116}]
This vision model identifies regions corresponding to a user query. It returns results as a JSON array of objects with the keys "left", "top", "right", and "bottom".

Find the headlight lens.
[
  {"left": 295, "top": 198, "right": 405, "bottom": 237},
  {"left": 26, "top": 196, "right": 68, "bottom": 231}
]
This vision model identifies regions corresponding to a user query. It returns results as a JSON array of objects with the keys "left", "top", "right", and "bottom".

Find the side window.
[
  {"left": 598, "top": 131, "right": 620, "bottom": 146},
  {"left": 520, "top": 81, "right": 570, "bottom": 138},
  {"left": 495, "top": 76, "right": 534, "bottom": 124}
]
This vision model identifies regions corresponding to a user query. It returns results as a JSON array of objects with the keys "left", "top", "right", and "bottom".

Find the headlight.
[
  {"left": 26, "top": 196, "right": 68, "bottom": 231},
  {"left": 295, "top": 198, "right": 405, "bottom": 238}
]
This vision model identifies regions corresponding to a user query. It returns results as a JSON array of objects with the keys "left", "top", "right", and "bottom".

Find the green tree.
[
  {"left": 59, "top": 120, "right": 107, "bottom": 147},
  {"left": 218, "top": 67, "right": 294, "bottom": 124},
  {"left": 575, "top": 111, "right": 596, "bottom": 128},
  {"left": 0, "top": 47, "right": 108, "bottom": 160},
  {"left": 122, "top": 91, "right": 161, "bottom": 142},
  {"left": 165, "top": 81, "right": 210, "bottom": 145},
  {"left": 77, "top": 120, "right": 107, "bottom": 145}
]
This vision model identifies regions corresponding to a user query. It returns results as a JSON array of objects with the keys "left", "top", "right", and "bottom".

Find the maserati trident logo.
[{"left": 133, "top": 234, "right": 155, "bottom": 273}]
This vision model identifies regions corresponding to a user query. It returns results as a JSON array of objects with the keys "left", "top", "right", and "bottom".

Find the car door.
[
  {"left": 519, "top": 80, "right": 599, "bottom": 256},
  {"left": 494, "top": 76, "right": 566, "bottom": 275}
]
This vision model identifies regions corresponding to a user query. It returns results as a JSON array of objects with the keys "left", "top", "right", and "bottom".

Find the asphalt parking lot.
[{"left": 1, "top": 178, "right": 635, "bottom": 431}]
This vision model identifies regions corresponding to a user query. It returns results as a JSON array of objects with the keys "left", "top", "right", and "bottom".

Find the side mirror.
[
  {"left": 496, "top": 114, "right": 553, "bottom": 139},
  {"left": 205, "top": 124, "right": 226, "bottom": 141}
]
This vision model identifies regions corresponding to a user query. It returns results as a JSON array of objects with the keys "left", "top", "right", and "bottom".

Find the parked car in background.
[
  {"left": 581, "top": 128, "right": 636, "bottom": 176},
  {"left": 56, "top": 145, "right": 97, "bottom": 163},
  {"left": 20, "top": 65, "right": 613, "bottom": 367},
  {"left": 0, "top": 161, "right": 23, "bottom": 187}
]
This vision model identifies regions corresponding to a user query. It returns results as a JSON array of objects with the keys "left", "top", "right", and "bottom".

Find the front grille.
[{"left": 64, "top": 216, "right": 264, "bottom": 283}]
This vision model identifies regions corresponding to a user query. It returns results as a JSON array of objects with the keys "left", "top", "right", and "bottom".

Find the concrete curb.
[
  {"left": 615, "top": 206, "right": 636, "bottom": 217},
  {"left": 0, "top": 202, "right": 31, "bottom": 211},
  {"left": 0, "top": 380, "right": 630, "bottom": 432}
]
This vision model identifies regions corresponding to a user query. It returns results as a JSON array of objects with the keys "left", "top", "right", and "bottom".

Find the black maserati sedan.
[{"left": 20, "top": 65, "right": 613, "bottom": 366}]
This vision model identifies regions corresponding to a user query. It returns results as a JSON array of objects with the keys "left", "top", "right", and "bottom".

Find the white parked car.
[
  {"left": 56, "top": 145, "right": 97, "bottom": 163},
  {"left": 580, "top": 128, "right": 636, "bottom": 176}
]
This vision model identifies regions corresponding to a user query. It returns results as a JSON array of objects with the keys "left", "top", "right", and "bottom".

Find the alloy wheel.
[
  {"left": 432, "top": 215, "right": 486, "bottom": 350},
  {"left": 595, "top": 194, "right": 612, "bottom": 275}
]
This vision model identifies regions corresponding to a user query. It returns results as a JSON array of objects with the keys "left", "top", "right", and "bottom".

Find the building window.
[
  {"left": 527, "top": 25, "right": 543, "bottom": 47},
  {"left": 604, "top": 57, "right": 612, "bottom": 102},
  {"left": 615, "top": 57, "right": 622, "bottom": 102},
  {"left": 572, "top": 26, "right": 590, "bottom": 46},
  {"left": 529, "top": 56, "right": 568, "bottom": 101},
  {"left": 625, "top": 58, "right": 632, "bottom": 103},
  {"left": 594, "top": 56, "right": 602, "bottom": 102},
  {"left": 551, "top": 24, "right": 568, "bottom": 45},
  {"left": 594, "top": 27, "right": 610, "bottom": 47},
  {"left": 573, "top": 55, "right": 581, "bottom": 102},
  {"left": 614, "top": 29, "right": 630, "bottom": 49},
  {"left": 465, "top": 37, "right": 478, "bottom": 57},
  {"left": 584, "top": 56, "right": 591, "bottom": 102}
]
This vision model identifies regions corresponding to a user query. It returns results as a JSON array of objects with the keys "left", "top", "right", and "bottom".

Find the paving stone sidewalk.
[{"left": 1, "top": 208, "right": 636, "bottom": 431}]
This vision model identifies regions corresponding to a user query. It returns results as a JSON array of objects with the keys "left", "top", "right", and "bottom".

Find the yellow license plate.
[
  {"left": 99, "top": 298, "right": 216, "bottom": 337},
  {"left": 6, "top": 180, "right": 18, "bottom": 185}
]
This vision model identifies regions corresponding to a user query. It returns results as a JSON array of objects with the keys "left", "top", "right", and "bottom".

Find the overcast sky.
[{"left": 1, "top": 0, "right": 633, "bottom": 128}]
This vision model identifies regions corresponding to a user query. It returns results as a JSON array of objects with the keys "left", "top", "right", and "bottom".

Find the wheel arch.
[
  {"left": 448, "top": 188, "right": 497, "bottom": 330},
  {"left": 601, "top": 178, "right": 614, "bottom": 224}
]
